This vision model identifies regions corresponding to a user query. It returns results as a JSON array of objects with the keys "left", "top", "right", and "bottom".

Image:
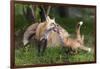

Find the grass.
[
  {"left": 15, "top": 33, "right": 95, "bottom": 65},
  {"left": 15, "top": 41, "right": 95, "bottom": 65}
]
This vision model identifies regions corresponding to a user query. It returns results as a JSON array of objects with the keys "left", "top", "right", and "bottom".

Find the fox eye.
[
  {"left": 57, "top": 24, "right": 59, "bottom": 26},
  {"left": 50, "top": 23, "right": 55, "bottom": 26}
]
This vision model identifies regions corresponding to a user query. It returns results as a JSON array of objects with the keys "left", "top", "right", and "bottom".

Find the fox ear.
[
  {"left": 46, "top": 16, "right": 50, "bottom": 22},
  {"left": 53, "top": 18, "right": 55, "bottom": 21},
  {"left": 81, "top": 35, "right": 84, "bottom": 41}
]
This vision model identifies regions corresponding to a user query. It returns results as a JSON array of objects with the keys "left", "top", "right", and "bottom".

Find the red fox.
[
  {"left": 56, "top": 21, "right": 91, "bottom": 54},
  {"left": 23, "top": 16, "right": 69, "bottom": 55},
  {"left": 23, "top": 16, "right": 56, "bottom": 45},
  {"left": 23, "top": 16, "right": 69, "bottom": 46}
]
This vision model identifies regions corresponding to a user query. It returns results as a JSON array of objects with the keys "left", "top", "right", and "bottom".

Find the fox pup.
[{"left": 56, "top": 21, "right": 91, "bottom": 54}]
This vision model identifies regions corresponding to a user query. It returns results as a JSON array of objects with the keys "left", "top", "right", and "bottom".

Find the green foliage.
[{"left": 15, "top": 43, "right": 94, "bottom": 65}]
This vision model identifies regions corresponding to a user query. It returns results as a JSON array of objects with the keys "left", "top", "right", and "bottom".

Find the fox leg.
[
  {"left": 69, "top": 48, "right": 78, "bottom": 55},
  {"left": 37, "top": 40, "right": 42, "bottom": 56},
  {"left": 65, "top": 47, "right": 75, "bottom": 55},
  {"left": 62, "top": 46, "right": 67, "bottom": 53},
  {"left": 40, "top": 38, "right": 47, "bottom": 56},
  {"left": 61, "top": 46, "right": 70, "bottom": 55},
  {"left": 37, "top": 38, "right": 47, "bottom": 56}
]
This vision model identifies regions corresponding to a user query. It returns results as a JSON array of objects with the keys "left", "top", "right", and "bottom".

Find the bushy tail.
[
  {"left": 79, "top": 46, "right": 91, "bottom": 52},
  {"left": 76, "top": 21, "right": 83, "bottom": 40}
]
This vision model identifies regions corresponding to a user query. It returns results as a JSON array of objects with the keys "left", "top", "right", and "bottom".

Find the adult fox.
[
  {"left": 23, "top": 16, "right": 56, "bottom": 45},
  {"left": 56, "top": 21, "right": 91, "bottom": 54},
  {"left": 23, "top": 16, "right": 69, "bottom": 55}
]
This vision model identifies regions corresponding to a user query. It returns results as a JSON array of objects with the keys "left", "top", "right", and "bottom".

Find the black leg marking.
[
  {"left": 41, "top": 39, "right": 47, "bottom": 55},
  {"left": 37, "top": 41, "right": 41, "bottom": 56},
  {"left": 62, "top": 46, "right": 68, "bottom": 54}
]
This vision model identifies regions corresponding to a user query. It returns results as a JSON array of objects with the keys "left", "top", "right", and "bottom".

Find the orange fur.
[
  {"left": 57, "top": 21, "right": 91, "bottom": 52},
  {"left": 23, "top": 16, "right": 70, "bottom": 47}
]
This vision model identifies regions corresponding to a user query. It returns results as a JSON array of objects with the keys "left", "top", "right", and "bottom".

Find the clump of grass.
[{"left": 15, "top": 43, "right": 95, "bottom": 66}]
